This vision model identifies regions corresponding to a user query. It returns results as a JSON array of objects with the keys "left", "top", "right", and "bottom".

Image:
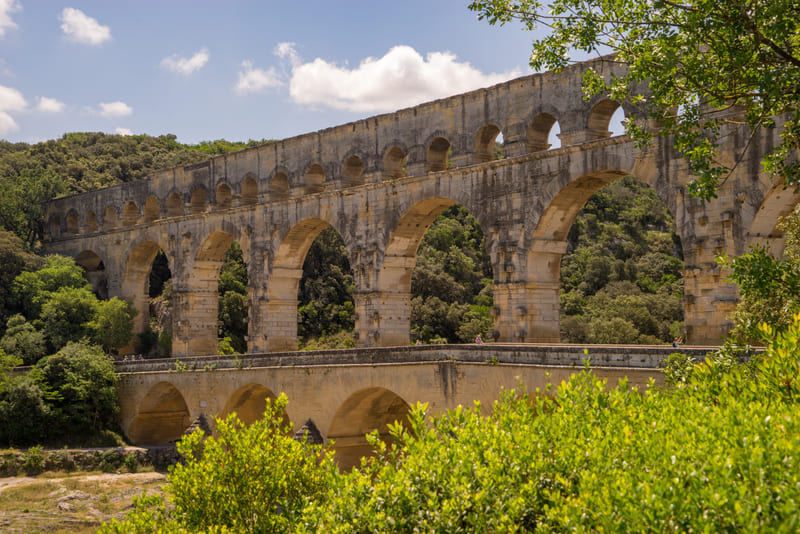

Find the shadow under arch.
[
  {"left": 75, "top": 250, "right": 107, "bottom": 299},
  {"left": 746, "top": 180, "right": 800, "bottom": 256},
  {"left": 327, "top": 387, "right": 411, "bottom": 471},
  {"left": 220, "top": 384, "right": 290, "bottom": 428},
  {"left": 122, "top": 238, "right": 171, "bottom": 341},
  {"left": 126, "top": 381, "right": 191, "bottom": 445}
]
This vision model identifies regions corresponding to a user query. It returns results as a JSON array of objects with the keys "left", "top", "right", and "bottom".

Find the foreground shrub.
[{"left": 101, "top": 394, "right": 335, "bottom": 534}]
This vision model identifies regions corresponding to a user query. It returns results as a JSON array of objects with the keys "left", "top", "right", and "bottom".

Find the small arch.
[
  {"left": 76, "top": 250, "right": 107, "bottom": 299},
  {"left": 143, "top": 196, "right": 160, "bottom": 222},
  {"left": 122, "top": 201, "right": 139, "bottom": 226},
  {"left": 85, "top": 210, "right": 98, "bottom": 233},
  {"left": 474, "top": 124, "right": 502, "bottom": 163},
  {"left": 528, "top": 113, "right": 559, "bottom": 152},
  {"left": 271, "top": 172, "right": 290, "bottom": 201},
  {"left": 220, "top": 384, "right": 290, "bottom": 428},
  {"left": 303, "top": 163, "right": 325, "bottom": 194},
  {"left": 126, "top": 382, "right": 191, "bottom": 445},
  {"left": 48, "top": 214, "right": 61, "bottom": 238},
  {"left": 241, "top": 176, "right": 258, "bottom": 206},
  {"left": 383, "top": 146, "right": 408, "bottom": 180},
  {"left": 426, "top": 137, "right": 451, "bottom": 173},
  {"left": 103, "top": 206, "right": 117, "bottom": 230},
  {"left": 328, "top": 387, "right": 411, "bottom": 470},
  {"left": 343, "top": 155, "right": 365, "bottom": 187},
  {"left": 190, "top": 188, "right": 208, "bottom": 214},
  {"left": 216, "top": 183, "right": 233, "bottom": 210},
  {"left": 587, "top": 99, "right": 621, "bottom": 136},
  {"left": 166, "top": 192, "right": 183, "bottom": 217},
  {"left": 65, "top": 212, "right": 79, "bottom": 234}
]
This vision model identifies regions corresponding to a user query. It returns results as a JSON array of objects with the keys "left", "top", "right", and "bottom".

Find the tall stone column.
[
  {"left": 171, "top": 259, "right": 222, "bottom": 357},
  {"left": 354, "top": 254, "right": 415, "bottom": 347},
  {"left": 262, "top": 266, "right": 303, "bottom": 352},
  {"left": 682, "top": 268, "right": 737, "bottom": 344}
]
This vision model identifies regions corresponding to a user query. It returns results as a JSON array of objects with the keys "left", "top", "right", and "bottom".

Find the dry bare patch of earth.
[{"left": 0, "top": 471, "right": 166, "bottom": 533}]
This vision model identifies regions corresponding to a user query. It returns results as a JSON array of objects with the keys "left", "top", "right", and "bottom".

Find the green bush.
[{"left": 23, "top": 445, "right": 44, "bottom": 475}]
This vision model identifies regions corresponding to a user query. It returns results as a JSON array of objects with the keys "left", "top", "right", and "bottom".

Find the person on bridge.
[{"left": 475, "top": 334, "right": 484, "bottom": 344}]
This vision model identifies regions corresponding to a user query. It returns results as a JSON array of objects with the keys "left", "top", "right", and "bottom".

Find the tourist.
[
  {"left": 672, "top": 336, "right": 682, "bottom": 348},
  {"left": 475, "top": 334, "right": 484, "bottom": 344}
]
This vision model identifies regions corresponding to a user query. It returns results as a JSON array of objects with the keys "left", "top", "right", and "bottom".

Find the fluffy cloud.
[
  {"left": 161, "top": 48, "right": 210, "bottom": 75},
  {"left": 116, "top": 127, "right": 132, "bottom": 136},
  {"left": 235, "top": 60, "right": 282, "bottom": 94},
  {"left": 38, "top": 96, "right": 64, "bottom": 113},
  {"left": 286, "top": 44, "right": 521, "bottom": 112},
  {"left": 99, "top": 101, "right": 132, "bottom": 118},
  {"left": 60, "top": 8, "right": 111, "bottom": 45},
  {"left": 0, "top": 83, "right": 25, "bottom": 134},
  {"left": 0, "top": 0, "right": 20, "bottom": 38}
]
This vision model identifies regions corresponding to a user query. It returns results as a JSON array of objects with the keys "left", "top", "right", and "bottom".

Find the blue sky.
[{"left": 0, "top": 1, "right": 555, "bottom": 145}]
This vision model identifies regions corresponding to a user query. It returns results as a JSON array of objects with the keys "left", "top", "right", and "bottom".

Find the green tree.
[
  {"left": 0, "top": 374, "right": 51, "bottom": 446},
  {"left": 0, "top": 314, "right": 47, "bottom": 365},
  {"left": 469, "top": 0, "right": 800, "bottom": 200},
  {"left": 89, "top": 298, "right": 137, "bottom": 353},
  {"left": 39, "top": 286, "right": 98, "bottom": 351},
  {"left": 0, "top": 229, "right": 42, "bottom": 332},
  {"left": 218, "top": 242, "right": 248, "bottom": 353},
  {"left": 12, "top": 255, "right": 90, "bottom": 319},
  {"left": 101, "top": 395, "right": 334, "bottom": 534}
]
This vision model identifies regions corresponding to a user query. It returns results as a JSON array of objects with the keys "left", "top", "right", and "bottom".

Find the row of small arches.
[{"left": 48, "top": 103, "right": 625, "bottom": 237}]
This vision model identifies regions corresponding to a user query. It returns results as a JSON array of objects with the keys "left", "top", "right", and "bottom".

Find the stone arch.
[
  {"left": 75, "top": 250, "right": 107, "bottom": 299},
  {"left": 143, "top": 196, "right": 160, "bottom": 222},
  {"left": 527, "top": 112, "right": 559, "bottom": 152},
  {"left": 103, "top": 206, "right": 117, "bottom": 230},
  {"left": 383, "top": 145, "right": 408, "bottom": 180},
  {"left": 303, "top": 163, "right": 326, "bottom": 194},
  {"left": 85, "top": 210, "right": 98, "bottom": 233},
  {"left": 746, "top": 180, "right": 800, "bottom": 256},
  {"left": 240, "top": 175, "right": 259, "bottom": 206},
  {"left": 216, "top": 182, "right": 233, "bottom": 210},
  {"left": 122, "top": 238, "right": 171, "bottom": 341},
  {"left": 327, "top": 387, "right": 411, "bottom": 470},
  {"left": 474, "top": 123, "right": 502, "bottom": 163},
  {"left": 166, "top": 192, "right": 183, "bottom": 217},
  {"left": 270, "top": 171, "right": 290, "bottom": 201},
  {"left": 220, "top": 384, "right": 290, "bottom": 428},
  {"left": 190, "top": 187, "right": 208, "bottom": 214},
  {"left": 586, "top": 98, "right": 620, "bottom": 138},
  {"left": 266, "top": 217, "right": 340, "bottom": 351},
  {"left": 122, "top": 201, "right": 139, "bottom": 226},
  {"left": 126, "top": 381, "right": 191, "bottom": 445},
  {"left": 65, "top": 211, "right": 79, "bottom": 235},
  {"left": 426, "top": 136, "right": 451, "bottom": 173},
  {"left": 343, "top": 155, "right": 365, "bottom": 187}
]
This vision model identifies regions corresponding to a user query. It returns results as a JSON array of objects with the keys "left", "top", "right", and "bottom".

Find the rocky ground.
[{"left": 0, "top": 471, "right": 166, "bottom": 533}]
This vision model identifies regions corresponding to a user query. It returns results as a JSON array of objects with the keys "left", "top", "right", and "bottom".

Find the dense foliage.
[
  {"left": 100, "top": 395, "right": 335, "bottom": 534},
  {"left": 469, "top": 0, "right": 800, "bottom": 201},
  {"left": 560, "top": 176, "right": 684, "bottom": 343}
]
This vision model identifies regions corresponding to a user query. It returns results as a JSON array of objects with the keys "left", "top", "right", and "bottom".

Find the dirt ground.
[{"left": 0, "top": 471, "right": 166, "bottom": 533}]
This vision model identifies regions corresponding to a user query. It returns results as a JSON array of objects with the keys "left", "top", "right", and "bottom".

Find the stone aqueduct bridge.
[
  {"left": 42, "top": 55, "right": 794, "bottom": 357},
  {"left": 114, "top": 344, "right": 711, "bottom": 469}
]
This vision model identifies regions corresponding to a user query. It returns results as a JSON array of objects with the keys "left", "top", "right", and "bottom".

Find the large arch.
[
  {"left": 220, "top": 384, "right": 289, "bottom": 428},
  {"left": 746, "top": 180, "right": 800, "bottom": 256},
  {"left": 327, "top": 387, "right": 411, "bottom": 470},
  {"left": 121, "top": 238, "right": 171, "bottom": 348},
  {"left": 126, "top": 382, "right": 191, "bottom": 445}
]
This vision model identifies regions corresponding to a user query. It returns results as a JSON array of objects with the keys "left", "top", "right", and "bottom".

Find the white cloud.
[
  {"left": 99, "top": 101, "right": 132, "bottom": 118},
  {"left": 116, "top": 127, "right": 132, "bottom": 136},
  {"left": 0, "top": 0, "right": 21, "bottom": 38},
  {"left": 235, "top": 60, "right": 282, "bottom": 94},
  {"left": 60, "top": 7, "right": 111, "bottom": 45},
  {"left": 0, "top": 84, "right": 24, "bottom": 134},
  {"left": 0, "top": 111, "right": 17, "bottom": 134},
  {"left": 286, "top": 44, "right": 521, "bottom": 112},
  {"left": 38, "top": 96, "right": 64, "bottom": 113},
  {"left": 161, "top": 48, "right": 210, "bottom": 75},
  {"left": 274, "top": 42, "right": 300, "bottom": 68}
]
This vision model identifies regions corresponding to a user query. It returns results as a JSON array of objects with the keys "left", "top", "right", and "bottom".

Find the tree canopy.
[{"left": 469, "top": 0, "right": 800, "bottom": 200}]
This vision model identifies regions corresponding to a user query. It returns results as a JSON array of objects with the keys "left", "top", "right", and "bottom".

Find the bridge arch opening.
[
  {"left": 65, "top": 212, "right": 79, "bottom": 235},
  {"left": 76, "top": 250, "right": 108, "bottom": 300},
  {"left": 343, "top": 155, "right": 365, "bottom": 187},
  {"left": 166, "top": 192, "right": 183, "bottom": 217},
  {"left": 552, "top": 174, "right": 684, "bottom": 344},
  {"left": 383, "top": 146, "right": 408, "bottom": 180},
  {"left": 328, "top": 387, "right": 411, "bottom": 471},
  {"left": 426, "top": 137, "right": 451, "bottom": 173},
  {"left": 122, "top": 240, "right": 172, "bottom": 357},
  {"left": 528, "top": 113, "right": 561, "bottom": 152},
  {"left": 190, "top": 188, "right": 208, "bottom": 214},
  {"left": 122, "top": 201, "right": 139, "bottom": 226},
  {"left": 746, "top": 179, "right": 800, "bottom": 256},
  {"left": 240, "top": 175, "right": 258, "bottom": 206},
  {"left": 303, "top": 164, "right": 326, "bottom": 194},
  {"left": 475, "top": 124, "right": 503, "bottom": 163},
  {"left": 271, "top": 171, "right": 290, "bottom": 201},
  {"left": 218, "top": 241, "right": 249, "bottom": 354},
  {"left": 143, "top": 196, "right": 160, "bottom": 222},
  {"left": 587, "top": 99, "right": 623, "bottom": 138},
  {"left": 216, "top": 183, "right": 233, "bottom": 210},
  {"left": 103, "top": 206, "right": 117, "bottom": 230},
  {"left": 127, "top": 381, "right": 191, "bottom": 445},
  {"left": 85, "top": 210, "right": 98, "bottom": 233},
  {"left": 220, "top": 384, "right": 290, "bottom": 428}
]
